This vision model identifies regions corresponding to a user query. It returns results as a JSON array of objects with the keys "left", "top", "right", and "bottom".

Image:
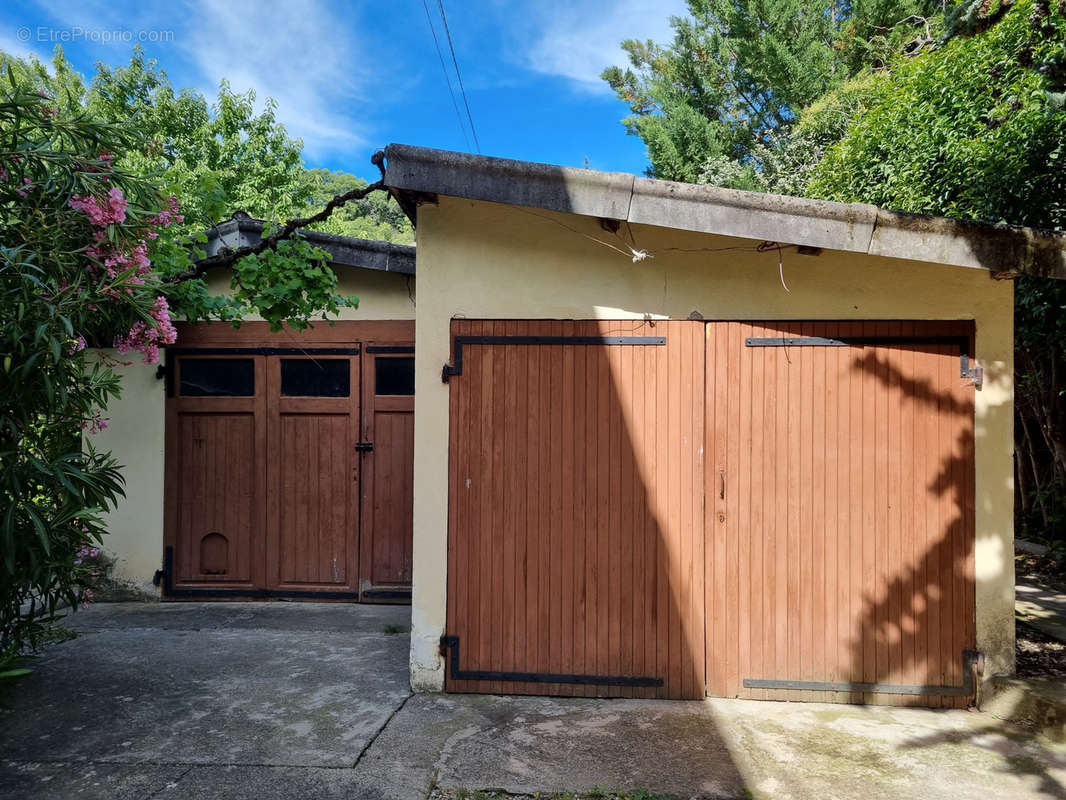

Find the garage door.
[
  {"left": 443, "top": 320, "right": 706, "bottom": 699},
  {"left": 442, "top": 319, "right": 977, "bottom": 704},
  {"left": 162, "top": 322, "right": 414, "bottom": 601},
  {"left": 707, "top": 321, "right": 976, "bottom": 707}
]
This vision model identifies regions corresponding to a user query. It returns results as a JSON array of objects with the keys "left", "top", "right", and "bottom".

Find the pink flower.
[
  {"left": 68, "top": 335, "right": 87, "bottom": 354},
  {"left": 114, "top": 296, "right": 177, "bottom": 364},
  {"left": 69, "top": 187, "right": 127, "bottom": 226},
  {"left": 150, "top": 195, "right": 183, "bottom": 227},
  {"left": 107, "top": 187, "right": 127, "bottom": 223}
]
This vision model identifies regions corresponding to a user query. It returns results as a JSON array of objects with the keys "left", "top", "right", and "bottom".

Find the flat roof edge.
[
  {"left": 383, "top": 143, "right": 1066, "bottom": 278},
  {"left": 202, "top": 216, "right": 416, "bottom": 276}
]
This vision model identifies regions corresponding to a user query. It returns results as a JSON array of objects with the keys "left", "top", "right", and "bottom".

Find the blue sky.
[{"left": 2, "top": 0, "right": 687, "bottom": 182}]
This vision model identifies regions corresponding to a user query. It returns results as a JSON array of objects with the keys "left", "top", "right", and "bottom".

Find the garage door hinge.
[{"left": 960, "top": 354, "right": 983, "bottom": 390}]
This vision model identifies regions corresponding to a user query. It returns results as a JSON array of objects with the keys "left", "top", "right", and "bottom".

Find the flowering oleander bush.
[
  {"left": 0, "top": 80, "right": 182, "bottom": 669},
  {"left": 0, "top": 58, "right": 368, "bottom": 686}
]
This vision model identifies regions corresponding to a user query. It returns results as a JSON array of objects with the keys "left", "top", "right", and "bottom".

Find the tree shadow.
[
  {"left": 440, "top": 319, "right": 743, "bottom": 793},
  {"left": 849, "top": 346, "right": 1066, "bottom": 797}
]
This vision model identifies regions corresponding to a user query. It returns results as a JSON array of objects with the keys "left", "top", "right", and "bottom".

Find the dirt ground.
[{"left": 1016, "top": 549, "right": 1066, "bottom": 679}]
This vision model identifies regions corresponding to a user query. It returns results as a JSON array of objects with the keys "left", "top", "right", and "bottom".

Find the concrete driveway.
[{"left": 1, "top": 603, "right": 1065, "bottom": 800}]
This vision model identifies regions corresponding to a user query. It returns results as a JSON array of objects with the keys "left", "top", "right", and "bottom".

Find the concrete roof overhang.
[{"left": 382, "top": 143, "right": 1066, "bottom": 280}]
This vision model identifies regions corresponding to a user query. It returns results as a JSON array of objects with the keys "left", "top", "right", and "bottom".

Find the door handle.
[{"left": 354, "top": 441, "right": 374, "bottom": 452}]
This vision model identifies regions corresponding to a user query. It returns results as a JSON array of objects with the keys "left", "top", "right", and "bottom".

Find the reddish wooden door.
[
  {"left": 443, "top": 320, "right": 706, "bottom": 699},
  {"left": 266, "top": 354, "right": 362, "bottom": 594},
  {"left": 705, "top": 321, "right": 977, "bottom": 707},
  {"left": 359, "top": 346, "right": 416, "bottom": 599},
  {"left": 163, "top": 321, "right": 416, "bottom": 601},
  {"left": 165, "top": 355, "right": 265, "bottom": 590}
]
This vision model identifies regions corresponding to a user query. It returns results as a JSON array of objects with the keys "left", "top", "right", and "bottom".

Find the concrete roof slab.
[
  {"left": 202, "top": 214, "right": 416, "bottom": 276},
  {"left": 629, "top": 176, "right": 878, "bottom": 253},
  {"left": 385, "top": 143, "right": 634, "bottom": 221},
  {"left": 383, "top": 143, "right": 1066, "bottom": 279}
]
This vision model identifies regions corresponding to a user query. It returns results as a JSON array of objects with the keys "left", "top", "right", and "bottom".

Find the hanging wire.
[
  {"left": 436, "top": 0, "right": 480, "bottom": 153},
  {"left": 421, "top": 0, "right": 471, "bottom": 152},
  {"left": 515, "top": 207, "right": 797, "bottom": 290}
]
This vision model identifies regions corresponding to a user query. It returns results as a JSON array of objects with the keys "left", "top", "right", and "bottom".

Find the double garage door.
[
  {"left": 442, "top": 319, "right": 978, "bottom": 706},
  {"left": 163, "top": 322, "right": 414, "bottom": 601}
]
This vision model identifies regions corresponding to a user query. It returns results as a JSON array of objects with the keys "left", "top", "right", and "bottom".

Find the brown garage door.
[
  {"left": 706, "top": 321, "right": 977, "bottom": 708},
  {"left": 442, "top": 319, "right": 977, "bottom": 705},
  {"left": 443, "top": 320, "right": 706, "bottom": 699},
  {"left": 163, "top": 322, "right": 415, "bottom": 601}
]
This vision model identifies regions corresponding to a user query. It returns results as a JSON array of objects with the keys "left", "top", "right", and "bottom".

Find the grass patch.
[{"left": 383, "top": 624, "right": 406, "bottom": 635}]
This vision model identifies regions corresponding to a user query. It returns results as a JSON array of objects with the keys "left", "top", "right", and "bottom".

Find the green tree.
[
  {"left": 601, "top": 0, "right": 941, "bottom": 182},
  {"left": 0, "top": 47, "right": 398, "bottom": 673},
  {"left": 306, "top": 169, "right": 413, "bottom": 243},
  {"left": 0, "top": 47, "right": 410, "bottom": 326},
  {"left": 808, "top": 0, "right": 1066, "bottom": 543}
]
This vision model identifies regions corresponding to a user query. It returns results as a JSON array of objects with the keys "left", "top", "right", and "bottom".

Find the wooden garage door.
[
  {"left": 705, "top": 321, "right": 977, "bottom": 707},
  {"left": 443, "top": 320, "right": 706, "bottom": 699},
  {"left": 163, "top": 322, "right": 416, "bottom": 601},
  {"left": 443, "top": 319, "right": 977, "bottom": 706}
]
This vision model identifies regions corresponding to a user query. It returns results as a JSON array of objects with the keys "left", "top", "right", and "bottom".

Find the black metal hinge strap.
[
  {"left": 742, "top": 649, "right": 981, "bottom": 697},
  {"left": 439, "top": 635, "right": 664, "bottom": 687},
  {"left": 745, "top": 335, "right": 983, "bottom": 390},
  {"left": 442, "top": 335, "right": 667, "bottom": 382}
]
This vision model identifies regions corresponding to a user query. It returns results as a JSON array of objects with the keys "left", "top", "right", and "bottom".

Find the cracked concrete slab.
[
  {"left": 5, "top": 603, "right": 1066, "bottom": 800},
  {"left": 0, "top": 602, "right": 411, "bottom": 771},
  {"left": 0, "top": 761, "right": 187, "bottom": 800},
  {"left": 421, "top": 694, "right": 746, "bottom": 798}
]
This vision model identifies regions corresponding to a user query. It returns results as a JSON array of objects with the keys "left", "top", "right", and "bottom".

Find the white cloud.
[
  {"left": 522, "top": 0, "right": 688, "bottom": 91},
  {"left": 0, "top": 27, "right": 50, "bottom": 63},
  {"left": 181, "top": 0, "right": 370, "bottom": 159}
]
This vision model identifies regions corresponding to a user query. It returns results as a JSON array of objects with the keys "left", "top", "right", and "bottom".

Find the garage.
[
  {"left": 162, "top": 320, "right": 415, "bottom": 602},
  {"left": 441, "top": 319, "right": 976, "bottom": 705}
]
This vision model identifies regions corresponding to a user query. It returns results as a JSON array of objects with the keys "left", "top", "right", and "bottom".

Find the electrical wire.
[
  {"left": 435, "top": 0, "right": 480, "bottom": 153},
  {"left": 421, "top": 0, "right": 471, "bottom": 152},
  {"left": 516, "top": 207, "right": 797, "bottom": 291}
]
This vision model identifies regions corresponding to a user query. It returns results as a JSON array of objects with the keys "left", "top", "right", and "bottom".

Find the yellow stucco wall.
[
  {"left": 91, "top": 353, "right": 167, "bottom": 593},
  {"left": 205, "top": 264, "right": 416, "bottom": 322},
  {"left": 409, "top": 196, "right": 1016, "bottom": 691},
  {"left": 96, "top": 266, "right": 415, "bottom": 595}
]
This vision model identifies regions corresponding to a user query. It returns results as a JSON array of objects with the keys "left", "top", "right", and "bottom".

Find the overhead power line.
[
  {"left": 421, "top": 0, "right": 471, "bottom": 152},
  {"left": 435, "top": 0, "right": 480, "bottom": 153}
]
